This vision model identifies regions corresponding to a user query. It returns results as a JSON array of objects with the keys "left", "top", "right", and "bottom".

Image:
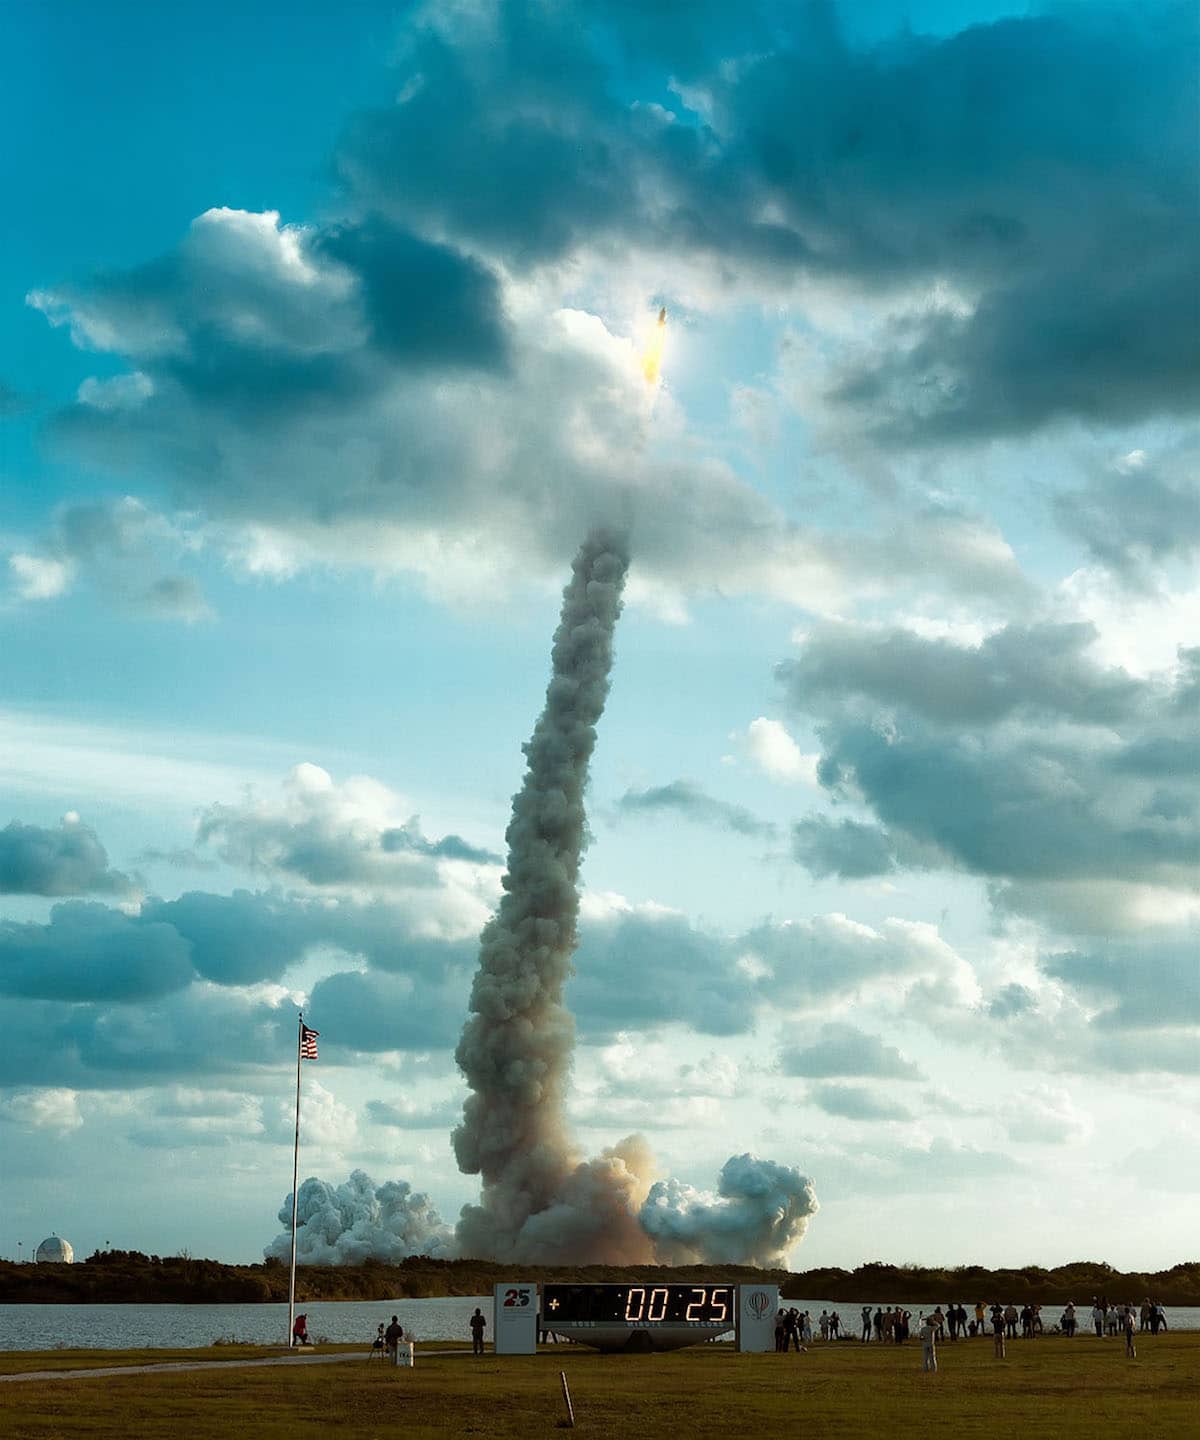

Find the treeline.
[{"left": 1, "top": 1253, "right": 1198, "bottom": 1306}]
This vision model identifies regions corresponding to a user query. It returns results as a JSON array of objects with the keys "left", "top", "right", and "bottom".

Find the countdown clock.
[{"left": 541, "top": 1283, "right": 738, "bottom": 1352}]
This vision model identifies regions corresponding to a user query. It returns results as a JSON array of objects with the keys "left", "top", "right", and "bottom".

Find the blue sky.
[{"left": 1, "top": 0, "right": 1197, "bottom": 1268}]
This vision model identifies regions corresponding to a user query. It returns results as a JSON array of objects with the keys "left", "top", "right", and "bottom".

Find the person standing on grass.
[
  {"left": 1123, "top": 1307, "right": 1137, "bottom": 1358},
  {"left": 384, "top": 1315, "right": 403, "bottom": 1357},
  {"left": 992, "top": 1307, "right": 1006, "bottom": 1359},
  {"left": 975, "top": 1300, "right": 986, "bottom": 1336},
  {"left": 774, "top": 1309, "right": 786, "bottom": 1352},
  {"left": 874, "top": 1308, "right": 884, "bottom": 1341},
  {"left": 1092, "top": 1298, "right": 1104, "bottom": 1337},
  {"left": 862, "top": 1305, "right": 872, "bottom": 1342},
  {"left": 469, "top": 1307, "right": 486, "bottom": 1356},
  {"left": 919, "top": 1313, "right": 938, "bottom": 1374}
]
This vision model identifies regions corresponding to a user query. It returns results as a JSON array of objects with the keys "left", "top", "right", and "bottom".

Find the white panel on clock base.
[
  {"left": 494, "top": 1281, "right": 538, "bottom": 1354},
  {"left": 736, "top": 1284, "right": 780, "bottom": 1352}
]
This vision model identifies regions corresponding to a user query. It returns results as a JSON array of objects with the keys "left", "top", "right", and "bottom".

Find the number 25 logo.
[{"left": 503, "top": 1288, "right": 531, "bottom": 1307}]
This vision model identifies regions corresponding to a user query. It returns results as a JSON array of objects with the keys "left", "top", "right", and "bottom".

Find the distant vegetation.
[{"left": 1, "top": 1253, "right": 1198, "bottom": 1305}]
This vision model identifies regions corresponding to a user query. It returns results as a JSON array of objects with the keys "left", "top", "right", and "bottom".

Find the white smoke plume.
[
  {"left": 638, "top": 1154, "right": 819, "bottom": 1267},
  {"left": 266, "top": 1169, "right": 453, "bottom": 1264},
  {"left": 266, "top": 534, "right": 820, "bottom": 1269}
]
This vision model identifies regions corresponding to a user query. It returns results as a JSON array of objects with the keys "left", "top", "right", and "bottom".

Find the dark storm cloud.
[
  {"left": 315, "top": 217, "right": 509, "bottom": 371},
  {"left": 307, "top": 968, "right": 466, "bottom": 1052},
  {"left": 0, "top": 883, "right": 480, "bottom": 1009},
  {"left": 143, "top": 890, "right": 323, "bottom": 985},
  {"left": 616, "top": 780, "right": 778, "bottom": 839},
  {"left": 826, "top": 238, "right": 1200, "bottom": 443},
  {"left": 817, "top": 719, "right": 1199, "bottom": 886},
  {"left": 1054, "top": 452, "right": 1200, "bottom": 582},
  {"left": 338, "top": 1, "right": 1197, "bottom": 438},
  {"left": 781, "top": 620, "right": 1199, "bottom": 919},
  {"left": 791, "top": 815, "right": 896, "bottom": 879},
  {"left": 0, "top": 902, "right": 192, "bottom": 1003},
  {"left": 1043, "top": 937, "right": 1200, "bottom": 1030},
  {"left": 780, "top": 1022, "right": 922, "bottom": 1080},
  {"left": 71, "top": 987, "right": 294, "bottom": 1082},
  {"left": 779, "top": 621, "right": 1144, "bottom": 727},
  {"left": 0, "top": 818, "right": 135, "bottom": 897},
  {"left": 0, "top": 995, "right": 266, "bottom": 1089},
  {"left": 25, "top": 0, "right": 1192, "bottom": 574},
  {"left": 809, "top": 1083, "right": 912, "bottom": 1123},
  {"left": 37, "top": 209, "right": 506, "bottom": 437}
]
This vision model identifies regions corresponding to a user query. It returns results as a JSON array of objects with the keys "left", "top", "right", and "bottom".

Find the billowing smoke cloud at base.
[
  {"left": 265, "top": 1170, "right": 452, "bottom": 1264},
  {"left": 270, "top": 532, "right": 818, "bottom": 1268},
  {"left": 640, "top": 1155, "right": 819, "bottom": 1265}
]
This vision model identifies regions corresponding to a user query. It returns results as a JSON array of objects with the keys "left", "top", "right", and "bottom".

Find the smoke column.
[
  {"left": 267, "top": 444, "right": 820, "bottom": 1265},
  {"left": 453, "top": 529, "right": 647, "bottom": 1261}
]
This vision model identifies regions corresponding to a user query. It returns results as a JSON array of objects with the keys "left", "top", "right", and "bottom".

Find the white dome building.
[{"left": 34, "top": 1235, "right": 74, "bottom": 1264}]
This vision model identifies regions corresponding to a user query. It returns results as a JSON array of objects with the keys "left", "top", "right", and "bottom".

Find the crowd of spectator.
[{"left": 774, "top": 1295, "right": 1171, "bottom": 1353}]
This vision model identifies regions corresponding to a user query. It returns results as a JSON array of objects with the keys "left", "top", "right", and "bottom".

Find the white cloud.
[
  {"left": 1061, "top": 566, "right": 1200, "bottom": 678},
  {"left": 0, "top": 1088, "right": 84, "bottom": 1132},
  {"left": 77, "top": 372, "right": 154, "bottom": 411},
  {"left": 272, "top": 1079, "right": 358, "bottom": 1153},
  {"left": 1002, "top": 1086, "right": 1093, "bottom": 1145},
  {"left": 196, "top": 763, "right": 499, "bottom": 934},
  {"left": 740, "top": 717, "right": 819, "bottom": 785},
  {"left": 8, "top": 553, "right": 72, "bottom": 600}
]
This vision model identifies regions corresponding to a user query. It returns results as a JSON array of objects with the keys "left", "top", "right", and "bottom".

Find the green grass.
[{"left": 2, "top": 1334, "right": 1196, "bottom": 1439}]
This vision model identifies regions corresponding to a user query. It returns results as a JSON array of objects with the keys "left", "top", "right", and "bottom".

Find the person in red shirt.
[{"left": 292, "top": 1313, "right": 311, "bottom": 1346}]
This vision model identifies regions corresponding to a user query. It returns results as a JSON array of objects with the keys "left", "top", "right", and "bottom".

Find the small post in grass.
[{"left": 559, "top": 1370, "right": 576, "bottom": 1428}]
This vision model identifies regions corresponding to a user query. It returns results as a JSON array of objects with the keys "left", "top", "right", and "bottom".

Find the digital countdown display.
[{"left": 542, "top": 1284, "right": 736, "bottom": 1327}]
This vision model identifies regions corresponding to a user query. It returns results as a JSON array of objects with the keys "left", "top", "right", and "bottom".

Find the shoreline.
[{"left": 2, "top": 1256, "right": 1197, "bottom": 1308}]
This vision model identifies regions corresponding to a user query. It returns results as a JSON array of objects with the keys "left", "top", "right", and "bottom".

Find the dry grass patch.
[{"left": 1, "top": 1333, "right": 1196, "bottom": 1439}]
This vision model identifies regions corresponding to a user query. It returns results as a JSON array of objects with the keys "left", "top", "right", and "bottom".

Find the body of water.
[{"left": 1, "top": 1297, "right": 1197, "bottom": 1351}]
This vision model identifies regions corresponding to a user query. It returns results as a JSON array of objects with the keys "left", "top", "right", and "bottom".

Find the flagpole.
[{"left": 287, "top": 1011, "right": 302, "bottom": 1347}]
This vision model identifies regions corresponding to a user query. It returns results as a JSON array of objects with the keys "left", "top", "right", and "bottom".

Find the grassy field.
[{"left": 1, "top": 1333, "right": 1196, "bottom": 1439}]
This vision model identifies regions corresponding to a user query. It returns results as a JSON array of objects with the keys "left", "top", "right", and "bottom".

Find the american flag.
[{"left": 299, "top": 1024, "right": 319, "bottom": 1060}]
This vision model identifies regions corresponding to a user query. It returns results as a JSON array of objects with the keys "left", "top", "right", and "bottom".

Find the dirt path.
[{"left": 0, "top": 1349, "right": 470, "bottom": 1384}]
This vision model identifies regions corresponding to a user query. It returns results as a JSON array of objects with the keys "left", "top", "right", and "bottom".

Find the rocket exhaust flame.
[{"left": 641, "top": 307, "right": 667, "bottom": 385}]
